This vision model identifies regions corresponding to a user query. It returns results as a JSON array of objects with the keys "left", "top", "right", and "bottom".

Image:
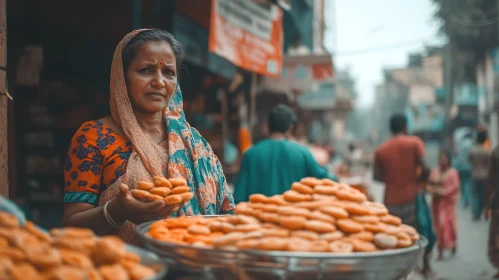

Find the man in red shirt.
[
  {"left": 374, "top": 114, "right": 426, "bottom": 225},
  {"left": 374, "top": 114, "right": 432, "bottom": 276}
]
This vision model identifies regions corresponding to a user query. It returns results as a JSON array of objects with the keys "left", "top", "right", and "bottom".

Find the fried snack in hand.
[{"left": 169, "top": 177, "right": 187, "bottom": 188}]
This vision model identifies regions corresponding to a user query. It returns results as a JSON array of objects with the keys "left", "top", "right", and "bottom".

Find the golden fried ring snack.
[
  {"left": 373, "top": 233, "right": 398, "bottom": 249},
  {"left": 234, "top": 224, "right": 261, "bottom": 233},
  {"left": 278, "top": 216, "right": 307, "bottom": 230},
  {"left": 91, "top": 236, "right": 126, "bottom": 266},
  {"left": 123, "top": 251, "right": 141, "bottom": 263},
  {"left": 277, "top": 206, "right": 311, "bottom": 217},
  {"left": 0, "top": 212, "right": 20, "bottom": 228},
  {"left": 304, "top": 220, "right": 336, "bottom": 233},
  {"left": 312, "top": 194, "right": 337, "bottom": 201},
  {"left": 286, "top": 237, "right": 312, "bottom": 252},
  {"left": 169, "top": 177, "right": 188, "bottom": 188},
  {"left": 52, "top": 237, "right": 96, "bottom": 256},
  {"left": 237, "top": 215, "right": 261, "bottom": 225},
  {"left": 310, "top": 210, "right": 336, "bottom": 224},
  {"left": 314, "top": 185, "right": 337, "bottom": 196},
  {"left": 290, "top": 230, "right": 319, "bottom": 241},
  {"left": 351, "top": 215, "right": 380, "bottom": 224},
  {"left": 50, "top": 227, "right": 95, "bottom": 239},
  {"left": 267, "top": 195, "right": 289, "bottom": 206},
  {"left": 310, "top": 240, "right": 330, "bottom": 252},
  {"left": 283, "top": 190, "right": 312, "bottom": 203},
  {"left": 149, "top": 187, "right": 171, "bottom": 197},
  {"left": 235, "top": 239, "right": 261, "bottom": 250},
  {"left": 399, "top": 224, "right": 418, "bottom": 236},
  {"left": 26, "top": 246, "right": 62, "bottom": 270},
  {"left": 258, "top": 237, "right": 289, "bottom": 251},
  {"left": 249, "top": 202, "right": 278, "bottom": 213},
  {"left": 121, "top": 260, "right": 157, "bottom": 280},
  {"left": 380, "top": 214, "right": 402, "bottom": 226},
  {"left": 219, "top": 222, "right": 236, "bottom": 233},
  {"left": 291, "top": 182, "right": 314, "bottom": 194},
  {"left": 58, "top": 248, "right": 94, "bottom": 269},
  {"left": 344, "top": 204, "right": 371, "bottom": 216},
  {"left": 319, "top": 206, "right": 349, "bottom": 219},
  {"left": 351, "top": 239, "right": 377, "bottom": 252},
  {"left": 335, "top": 189, "right": 367, "bottom": 203},
  {"left": 258, "top": 212, "right": 280, "bottom": 224},
  {"left": 24, "top": 221, "right": 51, "bottom": 243},
  {"left": 99, "top": 264, "right": 130, "bottom": 280},
  {"left": 261, "top": 227, "right": 290, "bottom": 238},
  {"left": 180, "top": 192, "right": 194, "bottom": 202},
  {"left": 8, "top": 262, "right": 41, "bottom": 280},
  {"left": 164, "top": 194, "right": 183, "bottom": 205},
  {"left": 329, "top": 240, "right": 353, "bottom": 253},
  {"left": 362, "top": 223, "right": 386, "bottom": 234},
  {"left": 383, "top": 224, "right": 401, "bottom": 235},
  {"left": 349, "top": 231, "right": 374, "bottom": 242},
  {"left": 1, "top": 248, "right": 25, "bottom": 262},
  {"left": 137, "top": 181, "right": 155, "bottom": 191},
  {"left": 336, "top": 219, "right": 364, "bottom": 233},
  {"left": 171, "top": 186, "right": 190, "bottom": 195},
  {"left": 187, "top": 225, "right": 211, "bottom": 236},
  {"left": 321, "top": 178, "right": 338, "bottom": 186},
  {"left": 153, "top": 177, "right": 173, "bottom": 189},
  {"left": 300, "top": 177, "right": 322, "bottom": 187},
  {"left": 147, "top": 194, "right": 164, "bottom": 202},
  {"left": 130, "top": 190, "right": 150, "bottom": 201},
  {"left": 249, "top": 194, "right": 270, "bottom": 204},
  {"left": 319, "top": 231, "right": 344, "bottom": 242},
  {"left": 213, "top": 232, "right": 246, "bottom": 247}
]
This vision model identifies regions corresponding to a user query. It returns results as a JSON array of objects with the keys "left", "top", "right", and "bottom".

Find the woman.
[
  {"left": 63, "top": 29, "right": 235, "bottom": 241},
  {"left": 427, "top": 151, "right": 460, "bottom": 260}
]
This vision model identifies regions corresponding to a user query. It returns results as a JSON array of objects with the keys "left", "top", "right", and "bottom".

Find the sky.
[{"left": 324, "top": 0, "right": 445, "bottom": 108}]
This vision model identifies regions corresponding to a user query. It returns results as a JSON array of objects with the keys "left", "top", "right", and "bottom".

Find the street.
[
  {"left": 412, "top": 202, "right": 495, "bottom": 280},
  {"left": 369, "top": 181, "right": 495, "bottom": 280}
]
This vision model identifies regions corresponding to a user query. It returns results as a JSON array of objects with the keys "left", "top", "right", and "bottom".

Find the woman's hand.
[{"left": 107, "top": 184, "right": 184, "bottom": 225}]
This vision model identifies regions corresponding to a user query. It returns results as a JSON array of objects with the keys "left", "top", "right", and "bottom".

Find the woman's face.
[
  {"left": 439, "top": 154, "right": 449, "bottom": 167},
  {"left": 126, "top": 40, "right": 177, "bottom": 113}
]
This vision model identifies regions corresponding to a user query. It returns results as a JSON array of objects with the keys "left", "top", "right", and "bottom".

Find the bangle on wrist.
[{"left": 103, "top": 201, "right": 125, "bottom": 229}]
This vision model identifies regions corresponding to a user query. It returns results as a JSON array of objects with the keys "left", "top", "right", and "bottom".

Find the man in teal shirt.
[{"left": 234, "top": 104, "right": 336, "bottom": 203}]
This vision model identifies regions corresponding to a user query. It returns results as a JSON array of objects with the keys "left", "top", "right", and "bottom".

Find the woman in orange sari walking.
[{"left": 427, "top": 151, "right": 460, "bottom": 260}]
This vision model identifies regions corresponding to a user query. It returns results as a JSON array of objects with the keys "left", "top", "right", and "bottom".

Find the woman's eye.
[
  {"left": 164, "top": 69, "right": 175, "bottom": 76},
  {"left": 139, "top": 68, "right": 151, "bottom": 73}
]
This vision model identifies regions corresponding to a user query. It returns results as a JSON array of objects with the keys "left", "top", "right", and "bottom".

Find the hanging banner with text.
[{"left": 209, "top": 0, "right": 283, "bottom": 77}]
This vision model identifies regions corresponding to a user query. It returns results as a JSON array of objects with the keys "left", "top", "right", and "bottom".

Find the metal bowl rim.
[{"left": 136, "top": 221, "right": 428, "bottom": 259}]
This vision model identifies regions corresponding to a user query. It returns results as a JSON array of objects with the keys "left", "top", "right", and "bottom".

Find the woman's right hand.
[{"left": 107, "top": 184, "right": 184, "bottom": 225}]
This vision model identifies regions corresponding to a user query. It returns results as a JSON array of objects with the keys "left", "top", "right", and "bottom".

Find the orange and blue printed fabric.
[{"left": 64, "top": 89, "right": 235, "bottom": 216}]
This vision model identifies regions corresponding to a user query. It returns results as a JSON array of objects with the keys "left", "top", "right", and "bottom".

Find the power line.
[{"left": 334, "top": 38, "right": 443, "bottom": 57}]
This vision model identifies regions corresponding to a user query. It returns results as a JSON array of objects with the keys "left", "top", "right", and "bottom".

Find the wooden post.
[{"left": 0, "top": 0, "right": 8, "bottom": 197}]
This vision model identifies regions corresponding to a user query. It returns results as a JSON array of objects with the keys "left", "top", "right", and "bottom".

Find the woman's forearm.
[{"left": 63, "top": 200, "right": 125, "bottom": 236}]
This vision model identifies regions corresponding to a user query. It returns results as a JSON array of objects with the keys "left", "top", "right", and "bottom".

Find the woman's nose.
[{"left": 152, "top": 75, "right": 165, "bottom": 89}]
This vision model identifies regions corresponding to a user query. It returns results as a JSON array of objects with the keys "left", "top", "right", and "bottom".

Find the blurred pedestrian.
[
  {"left": 374, "top": 114, "right": 433, "bottom": 276},
  {"left": 485, "top": 146, "right": 499, "bottom": 278},
  {"left": 453, "top": 128, "right": 474, "bottom": 209},
  {"left": 427, "top": 151, "right": 459, "bottom": 260},
  {"left": 468, "top": 130, "right": 490, "bottom": 221},
  {"left": 233, "top": 104, "right": 337, "bottom": 203}
]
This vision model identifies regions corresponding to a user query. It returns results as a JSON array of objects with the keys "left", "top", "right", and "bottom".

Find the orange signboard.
[{"left": 209, "top": 0, "right": 283, "bottom": 77}]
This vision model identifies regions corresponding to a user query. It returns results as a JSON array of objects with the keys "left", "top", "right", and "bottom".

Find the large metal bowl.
[
  {"left": 126, "top": 243, "right": 168, "bottom": 280},
  {"left": 136, "top": 221, "right": 428, "bottom": 280}
]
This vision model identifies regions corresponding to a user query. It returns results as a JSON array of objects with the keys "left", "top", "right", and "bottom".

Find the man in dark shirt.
[{"left": 486, "top": 145, "right": 499, "bottom": 277}]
